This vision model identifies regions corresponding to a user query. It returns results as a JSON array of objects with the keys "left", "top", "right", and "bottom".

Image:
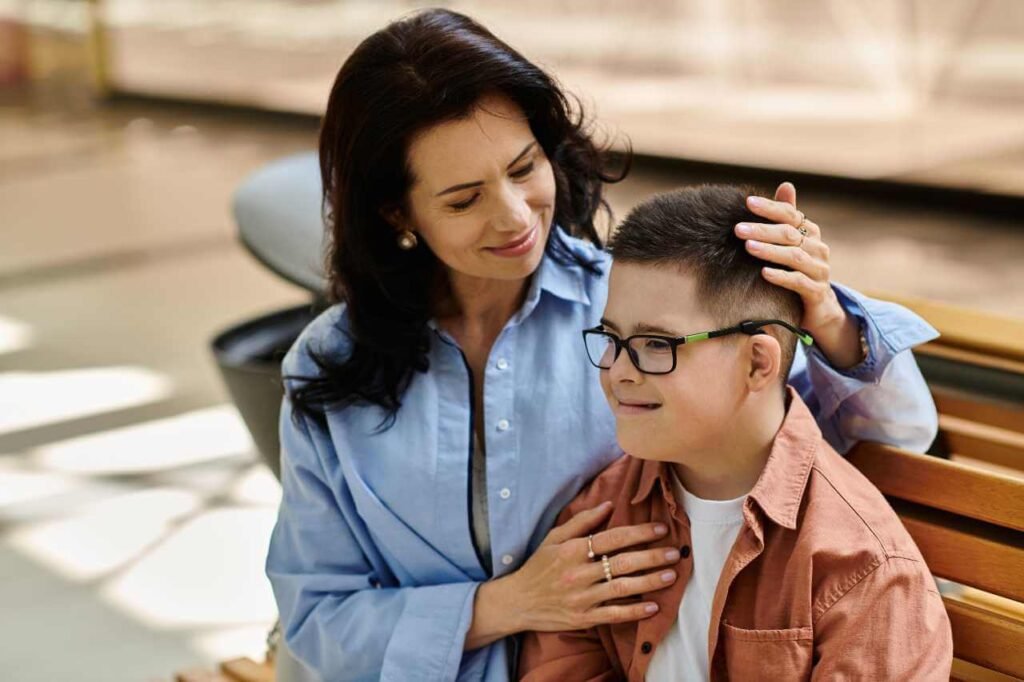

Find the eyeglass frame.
[{"left": 581, "top": 319, "right": 814, "bottom": 376}]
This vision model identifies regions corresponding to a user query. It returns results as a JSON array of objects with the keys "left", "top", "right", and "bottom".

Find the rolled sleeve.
[{"left": 790, "top": 283, "right": 940, "bottom": 453}]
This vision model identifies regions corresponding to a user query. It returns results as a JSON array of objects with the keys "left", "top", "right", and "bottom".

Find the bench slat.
[
  {"left": 934, "top": 390, "right": 1024, "bottom": 435},
  {"left": 892, "top": 503, "right": 1024, "bottom": 603},
  {"left": 951, "top": 657, "right": 1023, "bottom": 682},
  {"left": 873, "top": 293, "right": 1024, "bottom": 363},
  {"left": 939, "top": 415, "right": 1024, "bottom": 472},
  {"left": 848, "top": 444, "right": 1024, "bottom": 531},
  {"left": 945, "top": 595, "right": 1024, "bottom": 679}
]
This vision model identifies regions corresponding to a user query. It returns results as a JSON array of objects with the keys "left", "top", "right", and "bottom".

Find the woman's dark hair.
[{"left": 288, "top": 7, "right": 631, "bottom": 427}]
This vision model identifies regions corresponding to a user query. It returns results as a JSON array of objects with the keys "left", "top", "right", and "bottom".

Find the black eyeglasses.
[{"left": 582, "top": 320, "right": 814, "bottom": 375}]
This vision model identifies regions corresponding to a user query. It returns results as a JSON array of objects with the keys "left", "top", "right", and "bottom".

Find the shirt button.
[
  {"left": 640, "top": 641, "right": 653, "bottom": 654},
  {"left": 680, "top": 545, "right": 691, "bottom": 559},
  {"left": 501, "top": 554, "right": 514, "bottom": 566},
  {"left": 499, "top": 487, "right": 511, "bottom": 500},
  {"left": 497, "top": 419, "right": 510, "bottom": 431},
  {"left": 496, "top": 358, "right": 509, "bottom": 370}
]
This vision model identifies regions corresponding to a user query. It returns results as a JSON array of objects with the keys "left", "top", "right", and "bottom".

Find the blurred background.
[{"left": 1, "top": 1, "right": 1022, "bottom": 680}]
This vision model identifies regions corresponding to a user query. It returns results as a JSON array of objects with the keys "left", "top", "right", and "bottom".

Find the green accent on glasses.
[{"left": 582, "top": 319, "right": 815, "bottom": 375}]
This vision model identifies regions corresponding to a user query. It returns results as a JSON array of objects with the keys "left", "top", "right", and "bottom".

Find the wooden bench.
[{"left": 854, "top": 293, "right": 1024, "bottom": 681}]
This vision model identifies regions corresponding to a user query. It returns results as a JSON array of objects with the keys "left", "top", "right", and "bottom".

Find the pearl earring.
[{"left": 397, "top": 230, "right": 418, "bottom": 250}]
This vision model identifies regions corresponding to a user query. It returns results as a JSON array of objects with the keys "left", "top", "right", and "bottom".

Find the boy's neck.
[{"left": 670, "top": 391, "right": 789, "bottom": 501}]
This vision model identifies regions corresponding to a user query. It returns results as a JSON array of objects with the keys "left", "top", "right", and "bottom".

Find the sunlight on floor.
[
  {"left": 0, "top": 314, "right": 33, "bottom": 356},
  {"left": 1, "top": 400, "right": 282, "bottom": 672},
  {"left": 8, "top": 487, "right": 204, "bottom": 581},
  {"left": 0, "top": 366, "right": 173, "bottom": 435},
  {"left": 102, "top": 506, "right": 281, "bottom": 628},
  {"left": 33, "top": 404, "right": 255, "bottom": 474}
]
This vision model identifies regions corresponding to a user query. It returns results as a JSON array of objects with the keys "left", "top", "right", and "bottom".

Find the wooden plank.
[
  {"left": 848, "top": 443, "right": 1024, "bottom": 531},
  {"left": 893, "top": 503, "right": 1024, "bottom": 603},
  {"left": 958, "top": 586, "right": 1024, "bottom": 623},
  {"left": 175, "top": 669, "right": 233, "bottom": 682},
  {"left": 945, "top": 595, "right": 1024, "bottom": 679},
  {"left": 872, "top": 292, "right": 1024, "bottom": 363},
  {"left": 220, "top": 658, "right": 275, "bottom": 682},
  {"left": 939, "top": 415, "right": 1024, "bottom": 472},
  {"left": 951, "top": 657, "right": 1023, "bottom": 682},
  {"left": 917, "top": 344, "right": 1024, "bottom": 377},
  {"left": 934, "top": 389, "right": 1024, "bottom": 435}
]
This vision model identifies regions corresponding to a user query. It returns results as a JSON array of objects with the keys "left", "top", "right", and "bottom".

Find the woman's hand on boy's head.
[{"left": 735, "top": 182, "right": 864, "bottom": 369}]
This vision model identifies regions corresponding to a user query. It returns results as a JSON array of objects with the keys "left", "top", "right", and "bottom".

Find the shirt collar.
[
  {"left": 630, "top": 387, "right": 820, "bottom": 530},
  {"left": 529, "top": 226, "right": 597, "bottom": 305}
]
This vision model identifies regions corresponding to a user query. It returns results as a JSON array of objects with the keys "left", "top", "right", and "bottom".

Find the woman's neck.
[{"left": 437, "top": 270, "right": 530, "bottom": 344}]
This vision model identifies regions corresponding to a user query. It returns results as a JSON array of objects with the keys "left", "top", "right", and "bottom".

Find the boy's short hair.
[{"left": 608, "top": 184, "right": 805, "bottom": 382}]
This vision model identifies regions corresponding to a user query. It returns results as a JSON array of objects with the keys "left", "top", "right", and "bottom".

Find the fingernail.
[
  {"left": 748, "top": 196, "right": 766, "bottom": 208},
  {"left": 654, "top": 524, "right": 668, "bottom": 535},
  {"left": 736, "top": 223, "right": 752, "bottom": 236},
  {"left": 665, "top": 549, "right": 680, "bottom": 561},
  {"left": 599, "top": 501, "right": 612, "bottom": 509},
  {"left": 661, "top": 571, "right": 676, "bottom": 583},
  {"left": 645, "top": 603, "right": 659, "bottom": 614},
  {"left": 747, "top": 239, "right": 763, "bottom": 250}
]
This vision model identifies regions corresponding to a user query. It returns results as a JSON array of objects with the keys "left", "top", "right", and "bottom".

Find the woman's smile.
[{"left": 485, "top": 221, "right": 541, "bottom": 258}]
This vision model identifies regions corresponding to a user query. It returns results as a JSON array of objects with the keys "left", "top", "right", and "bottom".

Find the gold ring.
[
  {"left": 601, "top": 554, "right": 613, "bottom": 583},
  {"left": 797, "top": 218, "right": 810, "bottom": 247},
  {"left": 587, "top": 534, "right": 596, "bottom": 560}
]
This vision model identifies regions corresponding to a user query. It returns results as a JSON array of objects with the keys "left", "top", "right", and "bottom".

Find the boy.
[{"left": 519, "top": 186, "right": 952, "bottom": 681}]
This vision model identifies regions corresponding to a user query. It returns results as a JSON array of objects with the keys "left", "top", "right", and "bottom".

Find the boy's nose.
[{"left": 608, "top": 346, "right": 642, "bottom": 383}]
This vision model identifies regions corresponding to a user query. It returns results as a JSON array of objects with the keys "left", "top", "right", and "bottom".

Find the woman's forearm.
[
  {"left": 809, "top": 310, "right": 864, "bottom": 370},
  {"left": 464, "top": 574, "right": 527, "bottom": 651}
]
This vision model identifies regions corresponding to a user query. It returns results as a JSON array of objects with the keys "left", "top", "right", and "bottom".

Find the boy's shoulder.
[
  {"left": 789, "top": 440, "right": 933, "bottom": 617},
  {"left": 562, "top": 453, "right": 646, "bottom": 520},
  {"left": 803, "top": 442, "right": 923, "bottom": 561}
]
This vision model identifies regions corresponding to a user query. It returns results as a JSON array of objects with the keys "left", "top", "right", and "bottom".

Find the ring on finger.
[
  {"left": 601, "top": 554, "right": 614, "bottom": 583},
  {"left": 796, "top": 217, "right": 810, "bottom": 247},
  {"left": 587, "top": 534, "right": 596, "bottom": 560}
]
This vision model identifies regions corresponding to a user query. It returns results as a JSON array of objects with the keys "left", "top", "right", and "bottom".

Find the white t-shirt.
[{"left": 645, "top": 471, "right": 747, "bottom": 682}]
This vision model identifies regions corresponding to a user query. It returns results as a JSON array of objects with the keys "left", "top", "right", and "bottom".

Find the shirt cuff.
[
  {"left": 804, "top": 283, "right": 939, "bottom": 408},
  {"left": 381, "top": 581, "right": 480, "bottom": 682}
]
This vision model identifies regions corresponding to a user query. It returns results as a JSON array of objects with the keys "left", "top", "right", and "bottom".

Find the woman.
[{"left": 266, "top": 9, "right": 938, "bottom": 681}]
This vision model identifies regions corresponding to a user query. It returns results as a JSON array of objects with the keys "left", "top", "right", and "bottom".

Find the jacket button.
[
  {"left": 680, "top": 545, "right": 691, "bottom": 559},
  {"left": 640, "top": 641, "right": 653, "bottom": 654}
]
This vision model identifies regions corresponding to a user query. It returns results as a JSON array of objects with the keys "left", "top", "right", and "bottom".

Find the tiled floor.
[{"left": 1, "top": 95, "right": 1022, "bottom": 682}]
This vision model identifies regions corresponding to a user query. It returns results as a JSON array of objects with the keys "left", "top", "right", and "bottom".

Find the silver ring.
[
  {"left": 587, "top": 534, "right": 595, "bottom": 560},
  {"left": 601, "top": 554, "right": 613, "bottom": 583}
]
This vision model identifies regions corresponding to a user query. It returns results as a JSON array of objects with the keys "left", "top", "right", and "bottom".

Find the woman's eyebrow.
[{"left": 434, "top": 142, "right": 536, "bottom": 197}]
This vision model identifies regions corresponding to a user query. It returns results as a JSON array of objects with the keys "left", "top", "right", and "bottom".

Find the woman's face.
[{"left": 398, "top": 93, "right": 557, "bottom": 284}]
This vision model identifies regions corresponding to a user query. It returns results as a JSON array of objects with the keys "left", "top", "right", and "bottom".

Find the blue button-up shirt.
[{"left": 266, "top": 231, "right": 939, "bottom": 682}]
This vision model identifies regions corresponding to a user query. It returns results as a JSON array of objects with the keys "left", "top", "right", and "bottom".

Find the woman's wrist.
[
  {"left": 809, "top": 310, "right": 865, "bottom": 370},
  {"left": 464, "top": 573, "right": 526, "bottom": 651}
]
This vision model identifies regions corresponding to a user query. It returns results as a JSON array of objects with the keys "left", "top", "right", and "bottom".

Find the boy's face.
[{"left": 599, "top": 261, "right": 749, "bottom": 461}]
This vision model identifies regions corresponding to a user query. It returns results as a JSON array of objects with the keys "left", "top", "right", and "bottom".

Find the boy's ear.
[{"left": 746, "top": 334, "right": 782, "bottom": 392}]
